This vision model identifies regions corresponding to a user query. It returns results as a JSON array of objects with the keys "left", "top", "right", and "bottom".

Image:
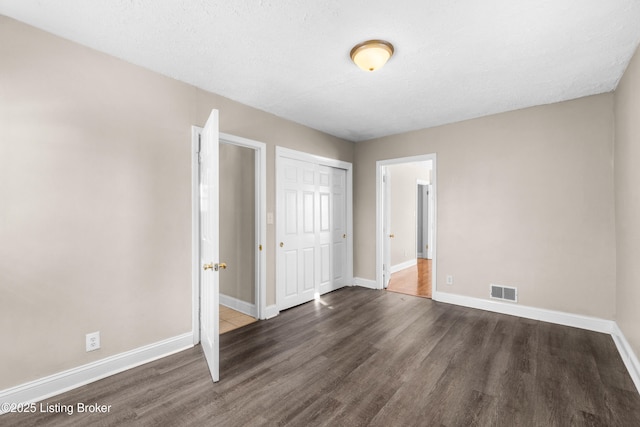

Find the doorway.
[
  {"left": 377, "top": 155, "right": 437, "bottom": 298},
  {"left": 191, "top": 123, "right": 267, "bottom": 380}
]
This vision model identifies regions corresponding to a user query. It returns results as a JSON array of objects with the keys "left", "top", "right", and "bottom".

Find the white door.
[
  {"left": 200, "top": 110, "right": 220, "bottom": 382},
  {"left": 330, "top": 168, "right": 347, "bottom": 292},
  {"left": 318, "top": 165, "right": 332, "bottom": 295},
  {"left": 278, "top": 157, "right": 318, "bottom": 310},
  {"left": 427, "top": 184, "right": 434, "bottom": 259},
  {"left": 383, "top": 168, "right": 392, "bottom": 288}
]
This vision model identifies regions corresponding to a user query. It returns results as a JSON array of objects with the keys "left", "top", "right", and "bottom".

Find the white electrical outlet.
[
  {"left": 446, "top": 275, "right": 454, "bottom": 285},
  {"left": 86, "top": 331, "right": 100, "bottom": 352}
]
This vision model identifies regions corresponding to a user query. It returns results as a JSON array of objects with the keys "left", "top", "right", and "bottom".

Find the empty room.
[{"left": 1, "top": 1, "right": 640, "bottom": 426}]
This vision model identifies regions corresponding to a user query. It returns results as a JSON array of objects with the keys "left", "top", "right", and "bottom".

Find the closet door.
[
  {"left": 318, "top": 166, "right": 333, "bottom": 295},
  {"left": 278, "top": 157, "right": 317, "bottom": 310},
  {"left": 277, "top": 154, "right": 350, "bottom": 310},
  {"left": 331, "top": 168, "right": 348, "bottom": 291}
]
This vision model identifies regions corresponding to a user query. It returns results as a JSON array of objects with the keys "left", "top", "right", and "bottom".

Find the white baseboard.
[
  {"left": 220, "top": 294, "right": 256, "bottom": 318},
  {"left": 0, "top": 332, "right": 193, "bottom": 413},
  {"left": 390, "top": 259, "right": 417, "bottom": 274},
  {"left": 264, "top": 305, "right": 279, "bottom": 320},
  {"left": 611, "top": 324, "right": 640, "bottom": 394},
  {"left": 432, "top": 291, "right": 615, "bottom": 334},
  {"left": 353, "top": 277, "right": 378, "bottom": 289}
]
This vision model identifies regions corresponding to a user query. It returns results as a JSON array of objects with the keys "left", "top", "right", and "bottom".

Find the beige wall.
[
  {"left": 0, "top": 16, "right": 353, "bottom": 390},
  {"left": 355, "top": 94, "right": 617, "bottom": 319},
  {"left": 614, "top": 45, "right": 640, "bottom": 359},
  {"left": 388, "top": 163, "right": 430, "bottom": 266},
  {"left": 219, "top": 143, "right": 255, "bottom": 303}
]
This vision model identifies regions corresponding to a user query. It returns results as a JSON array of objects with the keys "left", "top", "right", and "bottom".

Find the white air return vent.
[{"left": 490, "top": 284, "right": 517, "bottom": 303}]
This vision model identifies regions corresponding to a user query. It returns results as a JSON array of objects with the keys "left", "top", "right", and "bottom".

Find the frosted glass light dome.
[{"left": 350, "top": 40, "right": 394, "bottom": 72}]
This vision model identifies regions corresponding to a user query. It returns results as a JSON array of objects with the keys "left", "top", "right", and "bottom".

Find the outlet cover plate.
[{"left": 86, "top": 331, "right": 100, "bottom": 352}]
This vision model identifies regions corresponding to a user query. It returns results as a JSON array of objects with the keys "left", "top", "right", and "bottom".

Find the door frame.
[
  {"left": 191, "top": 128, "right": 267, "bottom": 345},
  {"left": 376, "top": 154, "right": 437, "bottom": 293},
  {"left": 275, "top": 146, "right": 353, "bottom": 309}
]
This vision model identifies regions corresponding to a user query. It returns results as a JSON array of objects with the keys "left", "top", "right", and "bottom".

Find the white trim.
[
  {"left": 353, "top": 277, "right": 378, "bottom": 289},
  {"left": 611, "top": 324, "right": 640, "bottom": 394},
  {"left": 276, "top": 146, "right": 352, "bottom": 171},
  {"left": 0, "top": 333, "right": 193, "bottom": 412},
  {"left": 264, "top": 305, "right": 279, "bottom": 320},
  {"left": 390, "top": 259, "right": 417, "bottom": 274},
  {"left": 432, "top": 291, "right": 615, "bottom": 334},
  {"left": 377, "top": 154, "right": 437, "bottom": 292},
  {"left": 220, "top": 294, "right": 257, "bottom": 318}
]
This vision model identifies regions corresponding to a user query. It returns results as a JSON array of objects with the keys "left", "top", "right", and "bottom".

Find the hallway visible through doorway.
[{"left": 387, "top": 259, "right": 432, "bottom": 298}]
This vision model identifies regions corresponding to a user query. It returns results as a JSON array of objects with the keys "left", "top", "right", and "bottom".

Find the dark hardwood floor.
[
  {"left": 4, "top": 287, "right": 640, "bottom": 426},
  {"left": 387, "top": 258, "right": 432, "bottom": 298}
]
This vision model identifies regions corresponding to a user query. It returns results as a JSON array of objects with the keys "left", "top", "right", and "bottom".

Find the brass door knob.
[
  {"left": 280, "top": 242, "right": 284, "bottom": 248},
  {"left": 343, "top": 234, "right": 347, "bottom": 239},
  {"left": 203, "top": 263, "right": 214, "bottom": 271},
  {"left": 389, "top": 234, "right": 395, "bottom": 238},
  {"left": 215, "top": 262, "right": 227, "bottom": 271}
]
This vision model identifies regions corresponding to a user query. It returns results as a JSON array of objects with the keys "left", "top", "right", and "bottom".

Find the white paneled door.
[
  {"left": 279, "top": 158, "right": 318, "bottom": 309},
  {"left": 200, "top": 110, "right": 220, "bottom": 382},
  {"left": 318, "top": 165, "right": 332, "bottom": 295},
  {"left": 331, "top": 168, "right": 347, "bottom": 291},
  {"left": 277, "top": 156, "right": 349, "bottom": 310}
]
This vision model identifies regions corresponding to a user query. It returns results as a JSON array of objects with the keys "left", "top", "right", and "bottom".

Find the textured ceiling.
[{"left": 1, "top": 0, "right": 639, "bottom": 142}]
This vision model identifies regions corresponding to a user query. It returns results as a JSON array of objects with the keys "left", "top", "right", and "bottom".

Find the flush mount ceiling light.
[{"left": 350, "top": 40, "right": 394, "bottom": 72}]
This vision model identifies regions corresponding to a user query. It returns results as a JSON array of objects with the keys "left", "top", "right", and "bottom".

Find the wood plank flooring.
[
  {"left": 387, "top": 258, "right": 432, "bottom": 298},
  {"left": 4, "top": 287, "right": 640, "bottom": 426}
]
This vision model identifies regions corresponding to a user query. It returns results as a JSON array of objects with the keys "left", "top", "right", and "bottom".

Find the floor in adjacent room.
[
  {"left": 219, "top": 305, "right": 256, "bottom": 334},
  {"left": 387, "top": 258, "right": 432, "bottom": 298},
  {"left": 4, "top": 287, "right": 640, "bottom": 426}
]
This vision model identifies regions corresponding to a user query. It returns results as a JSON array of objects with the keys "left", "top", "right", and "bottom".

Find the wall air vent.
[{"left": 490, "top": 284, "right": 517, "bottom": 303}]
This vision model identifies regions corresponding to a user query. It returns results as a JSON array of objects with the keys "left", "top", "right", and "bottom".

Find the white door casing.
[
  {"left": 427, "top": 184, "right": 434, "bottom": 259},
  {"left": 199, "top": 110, "right": 220, "bottom": 382},
  {"left": 218, "top": 133, "right": 267, "bottom": 319},
  {"left": 423, "top": 185, "right": 429, "bottom": 259}
]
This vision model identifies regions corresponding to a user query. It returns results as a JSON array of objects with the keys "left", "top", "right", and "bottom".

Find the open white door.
[{"left": 200, "top": 110, "right": 220, "bottom": 382}]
